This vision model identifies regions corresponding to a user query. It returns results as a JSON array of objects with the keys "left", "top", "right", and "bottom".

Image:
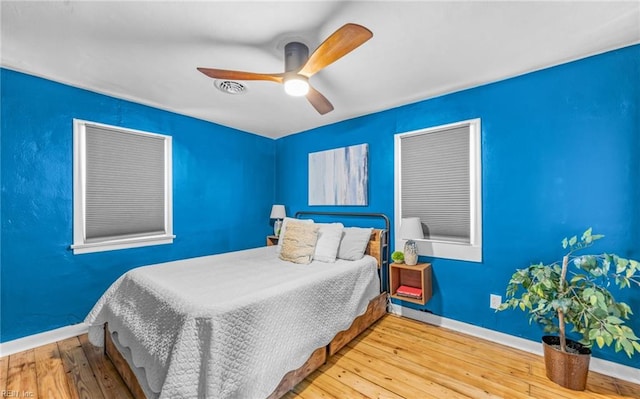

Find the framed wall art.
[{"left": 308, "top": 143, "right": 368, "bottom": 206}]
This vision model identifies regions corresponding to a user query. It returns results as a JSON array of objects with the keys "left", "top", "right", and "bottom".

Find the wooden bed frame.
[{"left": 104, "top": 227, "right": 389, "bottom": 399}]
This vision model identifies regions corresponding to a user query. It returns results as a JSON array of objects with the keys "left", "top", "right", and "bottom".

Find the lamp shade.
[
  {"left": 400, "top": 217, "right": 424, "bottom": 239},
  {"left": 270, "top": 205, "right": 286, "bottom": 219}
]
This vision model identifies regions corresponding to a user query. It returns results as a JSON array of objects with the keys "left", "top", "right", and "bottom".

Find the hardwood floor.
[{"left": 2, "top": 314, "right": 638, "bottom": 398}]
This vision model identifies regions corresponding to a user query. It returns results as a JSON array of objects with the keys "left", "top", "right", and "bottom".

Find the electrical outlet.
[{"left": 490, "top": 294, "right": 502, "bottom": 309}]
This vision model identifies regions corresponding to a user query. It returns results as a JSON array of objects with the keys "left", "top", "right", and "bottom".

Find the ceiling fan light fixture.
[{"left": 284, "top": 75, "right": 309, "bottom": 97}]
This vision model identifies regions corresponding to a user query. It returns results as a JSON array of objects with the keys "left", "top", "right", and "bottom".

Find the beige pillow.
[
  {"left": 276, "top": 217, "right": 313, "bottom": 255},
  {"left": 279, "top": 220, "right": 319, "bottom": 264}
]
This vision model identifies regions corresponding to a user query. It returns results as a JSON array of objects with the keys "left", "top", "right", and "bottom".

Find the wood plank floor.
[{"left": 1, "top": 315, "right": 638, "bottom": 398}]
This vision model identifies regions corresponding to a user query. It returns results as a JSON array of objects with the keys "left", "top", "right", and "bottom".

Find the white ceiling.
[{"left": 2, "top": 1, "right": 639, "bottom": 139}]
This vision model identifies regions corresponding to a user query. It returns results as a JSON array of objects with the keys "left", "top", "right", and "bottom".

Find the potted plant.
[
  {"left": 391, "top": 250, "right": 405, "bottom": 264},
  {"left": 498, "top": 228, "right": 640, "bottom": 390}
]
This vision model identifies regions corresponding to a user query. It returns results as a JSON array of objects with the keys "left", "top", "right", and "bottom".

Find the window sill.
[
  {"left": 71, "top": 234, "right": 175, "bottom": 254},
  {"left": 396, "top": 238, "right": 482, "bottom": 263}
]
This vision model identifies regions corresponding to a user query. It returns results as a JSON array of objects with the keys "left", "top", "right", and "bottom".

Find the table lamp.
[
  {"left": 270, "top": 205, "right": 286, "bottom": 236},
  {"left": 400, "top": 217, "right": 423, "bottom": 265}
]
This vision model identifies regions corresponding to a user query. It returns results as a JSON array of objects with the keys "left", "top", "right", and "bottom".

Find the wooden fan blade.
[
  {"left": 197, "top": 68, "right": 284, "bottom": 83},
  {"left": 298, "top": 23, "right": 372, "bottom": 78},
  {"left": 306, "top": 86, "right": 334, "bottom": 115}
]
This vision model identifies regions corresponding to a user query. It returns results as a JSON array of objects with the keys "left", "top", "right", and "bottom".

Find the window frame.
[
  {"left": 394, "top": 118, "right": 482, "bottom": 262},
  {"left": 71, "top": 119, "right": 174, "bottom": 254}
]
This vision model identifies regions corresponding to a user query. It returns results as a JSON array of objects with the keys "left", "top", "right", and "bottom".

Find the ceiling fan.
[{"left": 197, "top": 23, "right": 373, "bottom": 115}]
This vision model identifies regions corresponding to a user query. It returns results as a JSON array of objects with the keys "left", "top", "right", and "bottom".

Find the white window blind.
[
  {"left": 395, "top": 119, "right": 482, "bottom": 262},
  {"left": 400, "top": 125, "right": 470, "bottom": 243},
  {"left": 72, "top": 120, "right": 174, "bottom": 254},
  {"left": 85, "top": 125, "right": 166, "bottom": 241}
]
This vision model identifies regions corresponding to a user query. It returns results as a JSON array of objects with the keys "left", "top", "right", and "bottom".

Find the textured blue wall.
[
  {"left": 1, "top": 69, "right": 276, "bottom": 342},
  {"left": 276, "top": 45, "right": 640, "bottom": 368},
  {"left": 2, "top": 45, "right": 638, "bottom": 369}
]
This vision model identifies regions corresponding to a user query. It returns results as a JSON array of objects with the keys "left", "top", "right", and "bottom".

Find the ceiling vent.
[{"left": 214, "top": 80, "right": 247, "bottom": 95}]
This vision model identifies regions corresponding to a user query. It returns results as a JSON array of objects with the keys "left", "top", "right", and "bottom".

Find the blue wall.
[
  {"left": 2, "top": 45, "right": 638, "bottom": 369},
  {"left": 276, "top": 45, "right": 640, "bottom": 368},
  {"left": 1, "top": 69, "right": 276, "bottom": 342}
]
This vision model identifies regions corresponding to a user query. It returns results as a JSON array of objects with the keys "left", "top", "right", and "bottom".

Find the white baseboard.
[
  {"left": 389, "top": 304, "right": 640, "bottom": 385},
  {"left": 0, "top": 323, "right": 89, "bottom": 357}
]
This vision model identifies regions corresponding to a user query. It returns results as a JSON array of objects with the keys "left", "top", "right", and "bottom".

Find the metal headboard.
[{"left": 294, "top": 211, "right": 390, "bottom": 294}]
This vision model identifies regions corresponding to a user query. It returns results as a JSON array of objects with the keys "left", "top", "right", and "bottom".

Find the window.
[
  {"left": 72, "top": 120, "right": 174, "bottom": 254},
  {"left": 394, "top": 119, "right": 482, "bottom": 262}
]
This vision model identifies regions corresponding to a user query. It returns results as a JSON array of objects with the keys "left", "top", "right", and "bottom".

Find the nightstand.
[
  {"left": 389, "top": 262, "right": 432, "bottom": 305},
  {"left": 266, "top": 235, "right": 279, "bottom": 246}
]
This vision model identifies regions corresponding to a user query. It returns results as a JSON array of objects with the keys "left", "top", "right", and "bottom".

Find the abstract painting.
[{"left": 308, "top": 143, "right": 368, "bottom": 206}]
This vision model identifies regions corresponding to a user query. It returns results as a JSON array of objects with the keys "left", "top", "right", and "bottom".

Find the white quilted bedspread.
[{"left": 85, "top": 246, "right": 380, "bottom": 399}]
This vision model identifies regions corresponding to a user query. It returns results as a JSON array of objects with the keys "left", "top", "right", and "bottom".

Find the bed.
[{"left": 85, "top": 212, "right": 389, "bottom": 398}]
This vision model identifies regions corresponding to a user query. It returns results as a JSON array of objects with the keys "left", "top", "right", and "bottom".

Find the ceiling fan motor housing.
[{"left": 284, "top": 42, "right": 309, "bottom": 72}]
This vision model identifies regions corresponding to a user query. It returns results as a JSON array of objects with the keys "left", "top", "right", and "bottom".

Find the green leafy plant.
[
  {"left": 391, "top": 251, "right": 405, "bottom": 263},
  {"left": 498, "top": 228, "right": 640, "bottom": 357}
]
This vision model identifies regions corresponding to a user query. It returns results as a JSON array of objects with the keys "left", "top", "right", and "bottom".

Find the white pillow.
[
  {"left": 313, "top": 223, "right": 344, "bottom": 263},
  {"left": 337, "top": 227, "right": 373, "bottom": 261},
  {"left": 276, "top": 217, "right": 313, "bottom": 255}
]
